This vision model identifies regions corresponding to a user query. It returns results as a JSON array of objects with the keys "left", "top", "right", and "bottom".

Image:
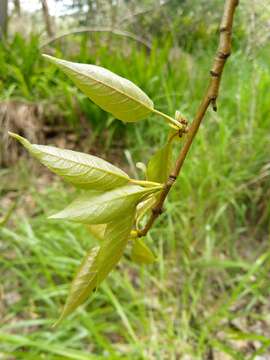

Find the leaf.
[
  {"left": 146, "top": 142, "right": 173, "bottom": 183},
  {"left": 96, "top": 212, "right": 135, "bottom": 284},
  {"left": 43, "top": 54, "right": 154, "bottom": 123},
  {"left": 131, "top": 238, "right": 156, "bottom": 265},
  {"left": 86, "top": 224, "right": 107, "bottom": 242},
  {"left": 9, "top": 132, "right": 129, "bottom": 190},
  {"left": 49, "top": 185, "right": 161, "bottom": 224},
  {"left": 135, "top": 195, "right": 156, "bottom": 227},
  {"left": 54, "top": 246, "right": 100, "bottom": 325},
  {"left": 56, "top": 213, "right": 134, "bottom": 324}
]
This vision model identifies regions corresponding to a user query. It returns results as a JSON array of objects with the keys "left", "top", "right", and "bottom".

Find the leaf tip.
[
  {"left": 42, "top": 54, "right": 62, "bottom": 67},
  {"left": 8, "top": 132, "right": 30, "bottom": 148},
  {"left": 8, "top": 131, "right": 19, "bottom": 139},
  {"left": 42, "top": 53, "right": 55, "bottom": 61}
]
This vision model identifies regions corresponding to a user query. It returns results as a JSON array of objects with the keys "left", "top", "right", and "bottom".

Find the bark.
[
  {"left": 40, "top": 0, "right": 54, "bottom": 37},
  {"left": 0, "top": 0, "right": 8, "bottom": 39},
  {"left": 14, "top": 0, "right": 21, "bottom": 15}
]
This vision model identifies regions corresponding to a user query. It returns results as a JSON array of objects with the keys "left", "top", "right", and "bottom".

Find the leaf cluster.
[{"left": 9, "top": 55, "right": 184, "bottom": 323}]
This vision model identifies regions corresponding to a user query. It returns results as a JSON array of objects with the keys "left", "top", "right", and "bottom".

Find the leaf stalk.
[
  {"left": 153, "top": 109, "right": 184, "bottom": 128},
  {"left": 129, "top": 179, "right": 162, "bottom": 188}
]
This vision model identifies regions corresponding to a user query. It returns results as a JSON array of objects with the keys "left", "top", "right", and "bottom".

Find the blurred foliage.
[{"left": 29, "top": 0, "right": 269, "bottom": 50}]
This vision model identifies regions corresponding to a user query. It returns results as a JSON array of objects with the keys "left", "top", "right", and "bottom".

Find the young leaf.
[
  {"left": 49, "top": 185, "right": 162, "bottom": 224},
  {"left": 96, "top": 212, "right": 135, "bottom": 285},
  {"left": 54, "top": 246, "right": 100, "bottom": 325},
  {"left": 131, "top": 238, "right": 156, "bottom": 265},
  {"left": 56, "top": 213, "right": 134, "bottom": 323},
  {"left": 9, "top": 132, "right": 129, "bottom": 190},
  {"left": 146, "top": 142, "right": 173, "bottom": 183},
  {"left": 135, "top": 195, "right": 156, "bottom": 227},
  {"left": 43, "top": 54, "right": 154, "bottom": 123},
  {"left": 86, "top": 224, "right": 107, "bottom": 242}
]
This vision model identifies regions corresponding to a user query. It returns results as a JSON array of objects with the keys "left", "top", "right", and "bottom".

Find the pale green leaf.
[
  {"left": 49, "top": 185, "right": 161, "bottom": 224},
  {"left": 43, "top": 54, "right": 154, "bottom": 123},
  {"left": 135, "top": 195, "right": 156, "bottom": 227},
  {"left": 136, "top": 162, "right": 147, "bottom": 175},
  {"left": 96, "top": 212, "right": 135, "bottom": 284},
  {"left": 86, "top": 224, "right": 107, "bottom": 242},
  {"left": 146, "top": 142, "right": 173, "bottom": 183},
  {"left": 9, "top": 132, "right": 129, "bottom": 190},
  {"left": 131, "top": 238, "right": 156, "bottom": 265},
  {"left": 56, "top": 213, "right": 134, "bottom": 323},
  {"left": 55, "top": 245, "right": 100, "bottom": 325}
]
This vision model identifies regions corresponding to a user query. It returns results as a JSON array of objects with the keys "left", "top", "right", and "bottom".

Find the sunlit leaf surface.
[
  {"left": 43, "top": 54, "right": 154, "bottom": 122},
  {"left": 49, "top": 185, "right": 161, "bottom": 224},
  {"left": 9, "top": 132, "right": 129, "bottom": 190}
]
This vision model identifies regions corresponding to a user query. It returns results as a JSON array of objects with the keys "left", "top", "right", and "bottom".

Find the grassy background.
[{"left": 1, "top": 1, "right": 270, "bottom": 359}]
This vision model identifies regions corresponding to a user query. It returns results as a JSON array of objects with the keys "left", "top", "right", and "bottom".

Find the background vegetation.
[{"left": 0, "top": 1, "right": 270, "bottom": 359}]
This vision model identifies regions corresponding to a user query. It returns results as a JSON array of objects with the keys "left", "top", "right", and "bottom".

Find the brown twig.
[{"left": 138, "top": 0, "right": 239, "bottom": 237}]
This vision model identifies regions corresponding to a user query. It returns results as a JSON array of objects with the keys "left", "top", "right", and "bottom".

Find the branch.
[
  {"left": 138, "top": 0, "right": 239, "bottom": 238},
  {"left": 40, "top": 27, "right": 152, "bottom": 50}
]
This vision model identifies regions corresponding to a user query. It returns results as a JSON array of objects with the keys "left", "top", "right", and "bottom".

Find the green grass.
[{"left": 1, "top": 39, "right": 270, "bottom": 359}]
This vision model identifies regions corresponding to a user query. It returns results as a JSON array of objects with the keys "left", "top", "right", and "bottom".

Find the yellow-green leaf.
[
  {"left": 131, "top": 238, "right": 156, "bottom": 264},
  {"left": 9, "top": 132, "right": 129, "bottom": 190},
  {"left": 146, "top": 142, "right": 173, "bottom": 183},
  {"left": 49, "top": 185, "right": 162, "bottom": 224},
  {"left": 55, "top": 245, "right": 100, "bottom": 325},
  {"left": 56, "top": 213, "right": 134, "bottom": 324},
  {"left": 135, "top": 195, "right": 156, "bottom": 227},
  {"left": 86, "top": 224, "right": 107, "bottom": 242},
  {"left": 96, "top": 212, "right": 135, "bottom": 284},
  {"left": 43, "top": 54, "right": 154, "bottom": 123}
]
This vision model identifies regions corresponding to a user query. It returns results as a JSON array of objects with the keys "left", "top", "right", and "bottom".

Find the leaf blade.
[
  {"left": 146, "top": 142, "right": 173, "bottom": 183},
  {"left": 49, "top": 185, "right": 161, "bottom": 224},
  {"left": 96, "top": 212, "right": 135, "bottom": 285},
  {"left": 9, "top": 132, "right": 129, "bottom": 190},
  {"left": 56, "top": 213, "right": 135, "bottom": 323},
  {"left": 131, "top": 238, "right": 156, "bottom": 265},
  {"left": 55, "top": 245, "right": 100, "bottom": 325},
  {"left": 43, "top": 54, "right": 154, "bottom": 123},
  {"left": 135, "top": 195, "right": 156, "bottom": 224},
  {"left": 86, "top": 224, "right": 107, "bottom": 242}
]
